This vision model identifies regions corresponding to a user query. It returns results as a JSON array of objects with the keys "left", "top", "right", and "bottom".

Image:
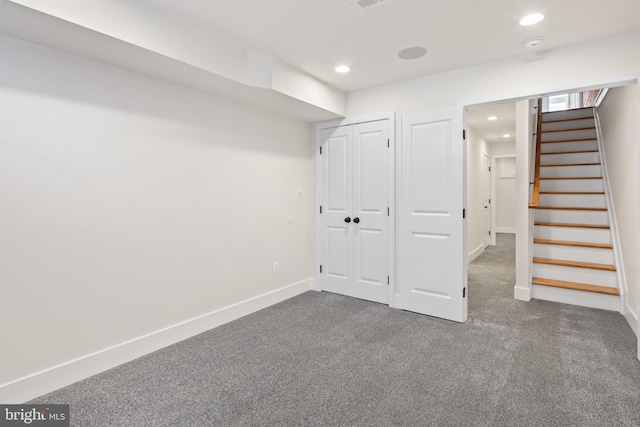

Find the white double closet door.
[{"left": 320, "top": 120, "right": 390, "bottom": 304}]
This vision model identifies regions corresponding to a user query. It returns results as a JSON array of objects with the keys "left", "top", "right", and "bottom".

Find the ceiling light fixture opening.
[
  {"left": 487, "top": 116, "right": 498, "bottom": 121},
  {"left": 520, "top": 13, "right": 544, "bottom": 26},
  {"left": 335, "top": 65, "right": 351, "bottom": 73},
  {"left": 524, "top": 37, "right": 544, "bottom": 48},
  {"left": 398, "top": 46, "right": 427, "bottom": 60},
  {"left": 503, "top": 134, "right": 511, "bottom": 138}
]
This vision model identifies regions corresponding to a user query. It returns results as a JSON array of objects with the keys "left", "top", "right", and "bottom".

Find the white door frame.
[
  {"left": 314, "top": 112, "right": 396, "bottom": 307},
  {"left": 482, "top": 151, "right": 492, "bottom": 249},
  {"left": 490, "top": 154, "right": 516, "bottom": 246},
  {"left": 457, "top": 70, "right": 640, "bottom": 359}
]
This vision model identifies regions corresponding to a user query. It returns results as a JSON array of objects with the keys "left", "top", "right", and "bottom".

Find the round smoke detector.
[
  {"left": 524, "top": 37, "right": 544, "bottom": 48},
  {"left": 398, "top": 46, "right": 427, "bottom": 60}
]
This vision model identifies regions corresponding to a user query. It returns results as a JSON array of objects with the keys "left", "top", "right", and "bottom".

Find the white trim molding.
[
  {"left": 624, "top": 305, "right": 638, "bottom": 336},
  {"left": 514, "top": 285, "right": 531, "bottom": 301},
  {"left": 468, "top": 243, "right": 484, "bottom": 264},
  {"left": 0, "top": 279, "right": 312, "bottom": 404},
  {"left": 495, "top": 227, "right": 516, "bottom": 234}
]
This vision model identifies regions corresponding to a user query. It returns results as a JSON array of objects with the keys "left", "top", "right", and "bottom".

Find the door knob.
[
  {"left": 353, "top": 217, "right": 360, "bottom": 224},
  {"left": 344, "top": 217, "right": 351, "bottom": 223}
]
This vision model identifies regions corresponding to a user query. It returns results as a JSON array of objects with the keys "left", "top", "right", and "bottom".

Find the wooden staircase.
[{"left": 530, "top": 107, "right": 620, "bottom": 311}]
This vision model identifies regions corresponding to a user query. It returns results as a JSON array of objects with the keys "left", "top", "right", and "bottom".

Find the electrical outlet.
[{"left": 273, "top": 262, "right": 279, "bottom": 274}]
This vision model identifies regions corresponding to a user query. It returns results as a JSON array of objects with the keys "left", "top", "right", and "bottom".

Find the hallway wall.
[{"left": 466, "top": 127, "right": 490, "bottom": 260}]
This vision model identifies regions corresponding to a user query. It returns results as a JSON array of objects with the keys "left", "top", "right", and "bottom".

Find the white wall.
[
  {"left": 347, "top": 30, "right": 640, "bottom": 118},
  {"left": 466, "top": 127, "right": 489, "bottom": 260},
  {"left": 492, "top": 141, "right": 517, "bottom": 233},
  {"left": 0, "top": 35, "right": 315, "bottom": 400},
  {"left": 491, "top": 141, "right": 516, "bottom": 157},
  {"left": 495, "top": 158, "right": 516, "bottom": 233},
  {"left": 598, "top": 84, "right": 639, "bottom": 322}
]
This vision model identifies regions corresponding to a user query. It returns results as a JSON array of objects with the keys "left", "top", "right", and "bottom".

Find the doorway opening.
[{"left": 465, "top": 101, "right": 517, "bottom": 316}]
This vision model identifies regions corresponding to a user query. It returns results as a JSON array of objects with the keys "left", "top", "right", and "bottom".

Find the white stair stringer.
[{"left": 530, "top": 107, "right": 621, "bottom": 312}]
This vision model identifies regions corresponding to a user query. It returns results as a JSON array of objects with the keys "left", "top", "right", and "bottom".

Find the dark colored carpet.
[{"left": 31, "top": 234, "right": 640, "bottom": 426}]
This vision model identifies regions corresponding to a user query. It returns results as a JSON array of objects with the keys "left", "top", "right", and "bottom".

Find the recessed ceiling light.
[
  {"left": 398, "top": 46, "right": 427, "bottom": 60},
  {"left": 335, "top": 65, "right": 351, "bottom": 73},
  {"left": 520, "top": 13, "right": 544, "bottom": 26},
  {"left": 503, "top": 134, "right": 511, "bottom": 138},
  {"left": 487, "top": 116, "right": 498, "bottom": 121},
  {"left": 523, "top": 37, "right": 544, "bottom": 48}
]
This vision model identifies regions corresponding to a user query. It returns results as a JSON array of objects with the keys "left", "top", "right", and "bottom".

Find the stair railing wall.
[
  {"left": 593, "top": 108, "right": 627, "bottom": 310},
  {"left": 529, "top": 98, "right": 543, "bottom": 208}
]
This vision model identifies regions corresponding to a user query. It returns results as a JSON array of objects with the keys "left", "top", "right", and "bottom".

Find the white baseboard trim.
[
  {"left": 514, "top": 285, "right": 531, "bottom": 301},
  {"left": 0, "top": 279, "right": 312, "bottom": 404},
  {"left": 468, "top": 244, "right": 484, "bottom": 263},
  {"left": 495, "top": 227, "right": 516, "bottom": 234},
  {"left": 623, "top": 304, "right": 638, "bottom": 336},
  {"left": 531, "top": 284, "right": 620, "bottom": 312}
]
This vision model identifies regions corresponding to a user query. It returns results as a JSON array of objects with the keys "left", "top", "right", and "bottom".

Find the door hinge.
[
  {"left": 319, "top": 146, "right": 322, "bottom": 155},
  {"left": 320, "top": 206, "right": 323, "bottom": 214},
  {"left": 489, "top": 198, "right": 491, "bottom": 204},
  {"left": 488, "top": 166, "right": 491, "bottom": 172},
  {"left": 489, "top": 230, "right": 491, "bottom": 235},
  {"left": 463, "top": 287, "right": 466, "bottom": 298},
  {"left": 387, "top": 138, "right": 390, "bottom": 148},
  {"left": 462, "top": 129, "right": 466, "bottom": 140},
  {"left": 387, "top": 207, "right": 390, "bottom": 216},
  {"left": 387, "top": 275, "right": 390, "bottom": 285},
  {"left": 463, "top": 208, "right": 466, "bottom": 219},
  {"left": 320, "top": 265, "right": 323, "bottom": 273}
]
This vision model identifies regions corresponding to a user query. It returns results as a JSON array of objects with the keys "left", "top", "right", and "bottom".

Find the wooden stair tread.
[
  {"left": 540, "top": 176, "right": 602, "bottom": 180},
  {"left": 534, "top": 222, "right": 609, "bottom": 229},
  {"left": 534, "top": 206, "right": 606, "bottom": 211},
  {"left": 541, "top": 138, "right": 597, "bottom": 143},
  {"left": 533, "top": 238, "right": 612, "bottom": 249},
  {"left": 539, "top": 191, "right": 604, "bottom": 194},
  {"left": 533, "top": 257, "right": 616, "bottom": 271},
  {"left": 542, "top": 127, "right": 596, "bottom": 133},
  {"left": 532, "top": 277, "right": 619, "bottom": 296},
  {"left": 540, "top": 149, "right": 598, "bottom": 155},
  {"left": 540, "top": 163, "right": 600, "bottom": 167}
]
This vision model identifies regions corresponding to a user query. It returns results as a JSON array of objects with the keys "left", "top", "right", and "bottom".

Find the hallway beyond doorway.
[{"left": 468, "top": 233, "right": 516, "bottom": 317}]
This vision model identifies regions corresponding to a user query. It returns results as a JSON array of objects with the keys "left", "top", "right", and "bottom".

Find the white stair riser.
[
  {"left": 534, "top": 225, "right": 611, "bottom": 244},
  {"left": 541, "top": 118, "right": 595, "bottom": 132},
  {"left": 540, "top": 152, "right": 599, "bottom": 165},
  {"left": 532, "top": 263, "right": 618, "bottom": 288},
  {"left": 533, "top": 244, "right": 613, "bottom": 264},
  {"left": 534, "top": 208, "right": 608, "bottom": 225},
  {"left": 542, "top": 109, "right": 594, "bottom": 122},
  {"left": 531, "top": 285, "right": 619, "bottom": 311},
  {"left": 539, "top": 178, "right": 603, "bottom": 192},
  {"left": 540, "top": 140, "right": 598, "bottom": 153},
  {"left": 538, "top": 193, "right": 606, "bottom": 208},
  {"left": 540, "top": 165, "right": 601, "bottom": 178},
  {"left": 541, "top": 129, "right": 597, "bottom": 142}
]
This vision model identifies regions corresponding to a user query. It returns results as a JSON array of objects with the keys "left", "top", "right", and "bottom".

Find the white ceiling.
[
  {"left": 139, "top": 0, "right": 640, "bottom": 92},
  {"left": 467, "top": 102, "right": 516, "bottom": 144}
]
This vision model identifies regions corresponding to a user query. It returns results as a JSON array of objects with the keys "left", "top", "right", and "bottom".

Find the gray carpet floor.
[{"left": 31, "top": 234, "right": 640, "bottom": 426}]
